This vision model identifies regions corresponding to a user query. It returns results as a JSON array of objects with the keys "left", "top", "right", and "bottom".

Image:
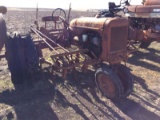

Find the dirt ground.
[{"left": 0, "top": 10, "right": 160, "bottom": 120}]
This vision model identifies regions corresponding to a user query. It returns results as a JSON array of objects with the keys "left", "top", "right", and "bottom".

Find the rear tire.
[
  {"left": 23, "top": 35, "right": 39, "bottom": 74},
  {"left": 5, "top": 32, "right": 26, "bottom": 84},
  {"left": 5, "top": 32, "right": 39, "bottom": 84},
  {"left": 95, "top": 66, "right": 124, "bottom": 100}
]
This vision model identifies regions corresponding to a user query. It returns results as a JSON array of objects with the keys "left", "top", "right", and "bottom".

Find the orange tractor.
[
  {"left": 1, "top": 5, "right": 133, "bottom": 100},
  {"left": 124, "top": 0, "right": 160, "bottom": 48},
  {"left": 95, "top": 0, "right": 160, "bottom": 48},
  {"left": 29, "top": 6, "right": 133, "bottom": 100}
]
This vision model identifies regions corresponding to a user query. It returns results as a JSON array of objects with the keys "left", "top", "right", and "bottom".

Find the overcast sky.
[{"left": 0, "top": 0, "right": 142, "bottom": 10}]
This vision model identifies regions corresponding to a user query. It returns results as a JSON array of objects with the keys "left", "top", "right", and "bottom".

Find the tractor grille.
[{"left": 110, "top": 26, "right": 128, "bottom": 52}]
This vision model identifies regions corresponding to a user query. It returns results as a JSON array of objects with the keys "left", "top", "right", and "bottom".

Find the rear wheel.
[
  {"left": 95, "top": 66, "right": 124, "bottom": 100},
  {"left": 5, "top": 32, "right": 39, "bottom": 84},
  {"left": 5, "top": 32, "right": 26, "bottom": 84},
  {"left": 23, "top": 35, "right": 39, "bottom": 74}
]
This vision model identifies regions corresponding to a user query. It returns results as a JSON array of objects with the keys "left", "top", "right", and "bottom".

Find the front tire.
[{"left": 95, "top": 66, "right": 124, "bottom": 100}]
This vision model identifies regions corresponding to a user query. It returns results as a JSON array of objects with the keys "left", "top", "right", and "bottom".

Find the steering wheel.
[
  {"left": 52, "top": 8, "right": 66, "bottom": 24},
  {"left": 120, "top": 0, "right": 131, "bottom": 5}
]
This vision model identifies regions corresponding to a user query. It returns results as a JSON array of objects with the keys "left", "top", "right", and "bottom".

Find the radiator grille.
[{"left": 110, "top": 26, "right": 128, "bottom": 52}]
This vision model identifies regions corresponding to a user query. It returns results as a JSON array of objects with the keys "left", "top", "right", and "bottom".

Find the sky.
[{"left": 0, "top": 0, "right": 142, "bottom": 10}]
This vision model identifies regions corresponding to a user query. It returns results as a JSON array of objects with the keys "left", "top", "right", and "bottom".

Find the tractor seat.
[
  {"left": 126, "top": 5, "right": 160, "bottom": 13},
  {"left": 42, "top": 16, "right": 59, "bottom": 22}
]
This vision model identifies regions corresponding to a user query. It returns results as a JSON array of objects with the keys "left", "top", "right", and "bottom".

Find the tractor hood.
[
  {"left": 70, "top": 17, "right": 107, "bottom": 30},
  {"left": 69, "top": 17, "right": 129, "bottom": 63}
]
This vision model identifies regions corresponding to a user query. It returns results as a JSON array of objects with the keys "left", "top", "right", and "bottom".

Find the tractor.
[
  {"left": 95, "top": 0, "right": 160, "bottom": 49},
  {"left": 29, "top": 5, "right": 133, "bottom": 100},
  {"left": 124, "top": 0, "right": 160, "bottom": 48},
  {"left": 0, "top": 5, "right": 133, "bottom": 100}
]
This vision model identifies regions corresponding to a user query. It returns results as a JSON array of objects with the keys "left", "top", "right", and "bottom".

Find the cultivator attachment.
[
  {"left": 50, "top": 49, "right": 97, "bottom": 70},
  {"left": 31, "top": 26, "right": 98, "bottom": 79}
]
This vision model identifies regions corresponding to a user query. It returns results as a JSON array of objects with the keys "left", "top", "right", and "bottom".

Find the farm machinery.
[
  {"left": 125, "top": 0, "right": 160, "bottom": 48},
  {"left": 0, "top": 5, "right": 133, "bottom": 100},
  {"left": 28, "top": 6, "right": 133, "bottom": 100},
  {"left": 97, "top": 0, "right": 160, "bottom": 48}
]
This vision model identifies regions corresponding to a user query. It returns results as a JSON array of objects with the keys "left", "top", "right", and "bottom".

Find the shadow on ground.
[
  {"left": 128, "top": 48, "right": 160, "bottom": 72},
  {"left": 1, "top": 66, "right": 159, "bottom": 120}
]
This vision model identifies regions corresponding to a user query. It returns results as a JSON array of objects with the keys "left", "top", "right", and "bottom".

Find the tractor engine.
[{"left": 69, "top": 17, "right": 128, "bottom": 65}]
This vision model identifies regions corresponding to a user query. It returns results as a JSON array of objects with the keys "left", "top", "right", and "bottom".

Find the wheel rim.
[{"left": 97, "top": 73, "right": 116, "bottom": 98}]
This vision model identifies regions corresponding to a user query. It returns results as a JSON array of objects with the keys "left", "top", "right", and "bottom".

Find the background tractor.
[
  {"left": 95, "top": 0, "right": 160, "bottom": 49},
  {"left": 124, "top": 0, "right": 160, "bottom": 48}
]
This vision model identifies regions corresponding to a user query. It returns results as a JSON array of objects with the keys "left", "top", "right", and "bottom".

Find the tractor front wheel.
[{"left": 95, "top": 66, "right": 124, "bottom": 100}]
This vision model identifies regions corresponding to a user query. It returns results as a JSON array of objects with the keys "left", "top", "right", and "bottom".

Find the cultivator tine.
[
  {"left": 65, "top": 55, "right": 74, "bottom": 64},
  {"left": 59, "top": 56, "right": 69, "bottom": 67},
  {"left": 49, "top": 49, "right": 97, "bottom": 70},
  {"left": 75, "top": 54, "right": 80, "bottom": 63},
  {"left": 56, "top": 58, "right": 62, "bottom": 67}
]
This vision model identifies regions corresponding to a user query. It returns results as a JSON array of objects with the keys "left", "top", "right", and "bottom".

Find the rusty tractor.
[
  {"left": 0, "top": 5, "right": 133, "bottom": 100},
  {"left": 28, "top": 5, "right": 134, "bottom": 100},
  {"left": 124, "top": 0, "right": 160, "bottom": 48},
  {"left": 95, "top": 0, "right": 160, "bottom": 49}
]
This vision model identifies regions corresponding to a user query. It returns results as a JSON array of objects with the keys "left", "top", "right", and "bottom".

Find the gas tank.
[{"left": 144, "top": 0, "right": 160, "bottom": 5}]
